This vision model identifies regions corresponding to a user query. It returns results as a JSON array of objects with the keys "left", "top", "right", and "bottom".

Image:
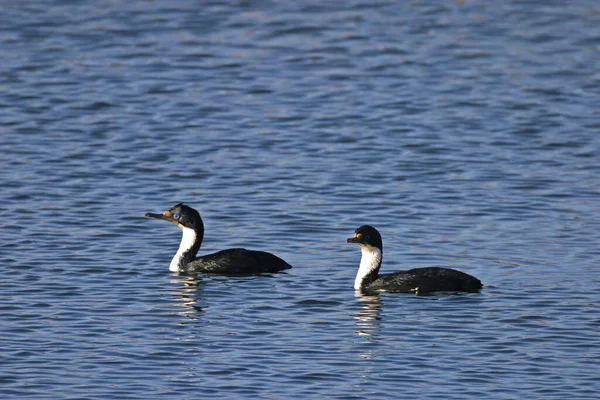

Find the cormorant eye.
[
  {"left": 172, "top": 213, "right": 180, "bottom": 220},
  {"left": 364, "top": 235, "right": 370, "bottom": 241}
]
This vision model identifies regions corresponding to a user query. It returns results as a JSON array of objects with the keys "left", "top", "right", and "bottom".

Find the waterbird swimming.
[
  {"left": 347, "top": 225, "right": 482, "bottom": 294},
  {"left": 145, "top": 203, "right": 292, "bottom": 274}
]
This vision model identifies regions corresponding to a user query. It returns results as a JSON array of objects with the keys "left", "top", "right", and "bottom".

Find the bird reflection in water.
[
  {"left": 170, "top": 275, "right": 205, "bottom": 319},
  {"left": 354, "top": 291, "right": 382, "bottom": 339}
]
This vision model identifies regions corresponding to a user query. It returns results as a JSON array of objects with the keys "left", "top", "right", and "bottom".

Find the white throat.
[
  {"left": 354, "top": 244, "right": 382, "bottom": 290},
  {"left": 170, "top": 227, "right": 198, "bottom": 272}
]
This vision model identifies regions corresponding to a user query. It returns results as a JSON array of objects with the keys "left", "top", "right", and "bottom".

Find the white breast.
[
  {"left": 170, "top": 227, "right": 198, "bottom": 272},
  {"left": 354, "top": 244, "right": 382, "bottom": 289}
]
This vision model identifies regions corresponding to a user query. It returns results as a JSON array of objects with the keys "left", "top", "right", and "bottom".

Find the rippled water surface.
[{"left": 2, "top": 1, "right": 599, "bottom": 399}]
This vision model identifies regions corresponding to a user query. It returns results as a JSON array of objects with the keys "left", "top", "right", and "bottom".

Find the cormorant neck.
[
  {"left": 169, "top": 226, "right": 202, "bottom": 272},
  {"left": 354, "top": 244, "right": 382, "bottom": 290}
]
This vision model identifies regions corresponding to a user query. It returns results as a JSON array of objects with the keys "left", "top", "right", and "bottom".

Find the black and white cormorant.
[
  {"left": 347, "top": 225, "right": 482, "bottom": 294},
  {"left": 145, "top": 203, "right": 292, "bottom": 274}
]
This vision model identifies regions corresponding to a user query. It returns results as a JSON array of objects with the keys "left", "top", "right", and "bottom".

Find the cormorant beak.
[
  {"left": 347, "top": 233, "right": 365, "bottom": 244},
  {"left": 145, "top": 210, "right": 178, "bottom": 225}
]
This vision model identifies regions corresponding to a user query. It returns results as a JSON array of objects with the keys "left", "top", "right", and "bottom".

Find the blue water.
[{"left": 1, "top": 1, "right": 599, "bottom": 398}]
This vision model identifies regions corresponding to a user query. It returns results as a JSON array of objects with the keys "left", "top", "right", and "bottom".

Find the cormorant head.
[
  {"left": 145, "top": 203, "right": 204, "bottom": 232},
  {"left": 346, "top": 225, "right": 383, "bottom": 250}
]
